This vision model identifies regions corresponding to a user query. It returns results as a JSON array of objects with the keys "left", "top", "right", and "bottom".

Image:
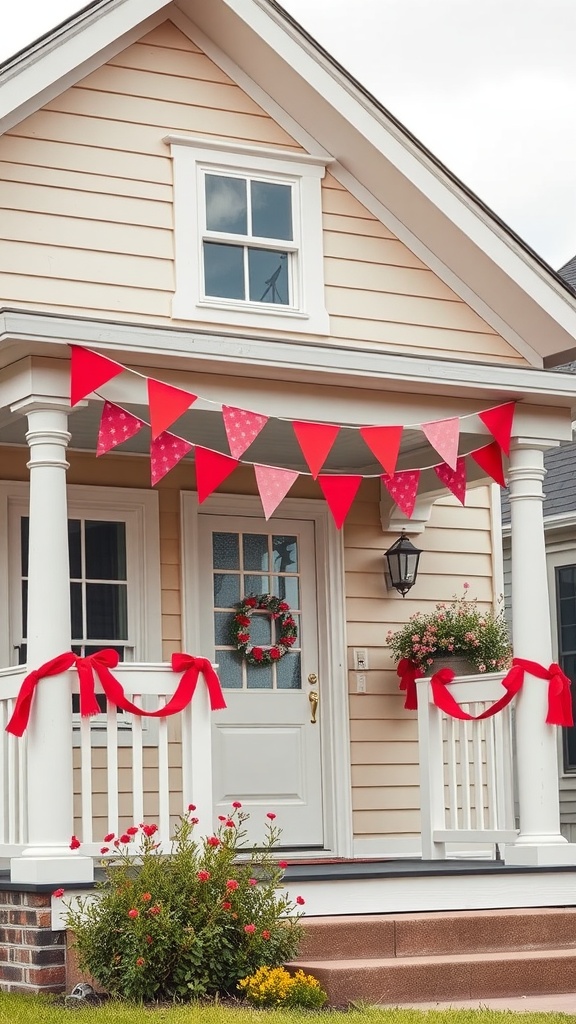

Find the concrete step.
[
  {"left": 299, "top": 908, "right": 576, "bottom": 961},
  {"left": 289, "top": 947, "right": 576, "bottom": 1007}
]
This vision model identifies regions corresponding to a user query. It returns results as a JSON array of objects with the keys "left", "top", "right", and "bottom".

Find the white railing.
[
  {"left": 0, "top": 662, "right": 215, "bottom": 864},
  {"left": 416, "top": 671, "right": 518, "bottom": 858}
]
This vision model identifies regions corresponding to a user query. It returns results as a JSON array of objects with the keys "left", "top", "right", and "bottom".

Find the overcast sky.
[{"left": 3, "top": 0, "right": 576, "bottom": 269}]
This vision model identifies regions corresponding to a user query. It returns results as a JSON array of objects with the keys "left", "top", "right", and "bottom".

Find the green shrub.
[
  {"left": 238, "top": 965, "right": 327, "bottom": 1007},
  {"left": 61, "top": 807, "right": 303, "bottom": 1002}
]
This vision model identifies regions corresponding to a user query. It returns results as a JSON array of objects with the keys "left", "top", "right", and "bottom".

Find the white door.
[{"left": 198, "top": 514, "right": 324, "bottom": 848}]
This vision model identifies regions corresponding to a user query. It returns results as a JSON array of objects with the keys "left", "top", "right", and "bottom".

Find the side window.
[{"left": 555, "top": 564, "right": 576, "bottom": 772}]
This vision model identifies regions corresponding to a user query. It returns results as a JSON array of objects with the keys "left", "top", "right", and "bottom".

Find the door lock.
[{"left": 308, "top": 673, "right": 318, "bottom": 685}]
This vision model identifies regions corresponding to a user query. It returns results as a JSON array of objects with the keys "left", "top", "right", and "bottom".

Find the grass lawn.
[{"left": 0, "top": 997, "right": 575, "bottom": 1024}]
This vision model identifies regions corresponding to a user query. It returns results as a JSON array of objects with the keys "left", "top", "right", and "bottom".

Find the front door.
[{"left": 198, "top": 514, "right": 323, "bottom": 848}]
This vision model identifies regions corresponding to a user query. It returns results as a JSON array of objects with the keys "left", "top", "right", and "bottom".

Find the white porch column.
[
  {"left": 505, "top": 438, "right": 576, "bottom": 866},
  {"left": 9, "top": 400, "right": 93, "bottom": 884}
]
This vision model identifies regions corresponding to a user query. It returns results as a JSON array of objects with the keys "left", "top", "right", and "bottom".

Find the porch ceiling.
[{"left": 0, "top": 399, "right": 497, "bottom": 480}]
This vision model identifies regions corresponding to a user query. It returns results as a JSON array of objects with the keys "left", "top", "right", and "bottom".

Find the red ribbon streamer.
[
  {"left": 397, "top": 657, "right": 574, "bottom": 727},
  {"left": 5, "top": 650, "right": 226, "bottom": 736}
]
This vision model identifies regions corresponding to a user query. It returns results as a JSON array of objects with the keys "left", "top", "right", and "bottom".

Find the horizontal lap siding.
[
  {"left": 345, "top": 481, "right": 496, "bottom": 839},
  {"left": 0, "top": 22, "right": 526, "bottom": 366}
]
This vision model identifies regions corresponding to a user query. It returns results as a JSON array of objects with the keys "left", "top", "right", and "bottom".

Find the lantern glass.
[{"left": 384, "top": 533, "right": 422, "bottom": 597}]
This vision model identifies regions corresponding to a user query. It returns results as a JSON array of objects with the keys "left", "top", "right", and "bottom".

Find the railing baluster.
[
  {"left": 106, "top": 702, "right": 119, "bottom": 838},
  {"left": 473, "top": 718, "right": 484, "bottom": 830},
  {"left": 80, "top": 716, "right": 93, "bottom": 844},
  {"left": 157, "top": 700, "right": 170, "bottom": 840},
  {"left": 486, "top": 717, "right": 498, "bottom": 829},
  {"left": 132, "top": 705, "right": 144, "bottom": 828},
  {"left": 7, "top": 724, "right": 18, "bottom": 845},
  {"left": 447, "top": 719, "right": 458, "bottom": 830}
]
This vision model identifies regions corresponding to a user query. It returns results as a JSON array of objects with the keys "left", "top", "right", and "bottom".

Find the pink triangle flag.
[
  {"left": 254, "top": 465, "right": 299, "bottom": 520},
  {"left": 421, "top": 417, "right": 460, "bottom": 471},
  {"left": 292, "top": 421, "right": 340, "bottom": 479},
  {"left": 150, "top": 432, "right": 193, "bottom": 486},
  {"left": 382, "top": 470, "right": 421, "bottom": 519},
  {"left": 478, "top": 402, "right": 515, "bottom": 456},
  {"left": 222, "top": 405, "right": 269, "bottom": 459},
  {"left": 195, "top": 447, "right": 240, "bottom": 503},
  {"left": 318, "top": 475, "right": 363, "bottom": 529},
  {"left": 97, "top": 401, "right": 145, "bottom": 456},
  {"left": 434, "top": 457, "right": 467, "bottom": 505}
]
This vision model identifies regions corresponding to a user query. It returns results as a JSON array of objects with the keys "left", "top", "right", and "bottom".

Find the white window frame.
[
  {"left": 0, "top": 483, "right": 162, "bottom": 746},
  {"left": 166, "top": 135, "right": 331, "bottom": 335}
]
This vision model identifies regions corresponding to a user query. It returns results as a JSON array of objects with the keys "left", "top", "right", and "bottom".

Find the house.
[{"left": 4, "top": 0, "right": 576, "bottom": 999}]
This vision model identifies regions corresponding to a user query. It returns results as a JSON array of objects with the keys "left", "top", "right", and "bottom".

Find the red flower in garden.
[
  {"left": 270, "top": 647, "right": 281, "bottom": 660},
  {"left": 146, "top": 934, "right": 153, "bottom": 945},
  {"left": 252, "top": 648, "right": 263, "bottom": 661},
  {"left": 128, "top": 909, "right": 139, "bottom": 919},
  {"left": 296, "top": 896, "right": 305, "bottom": 905},
  {"left": 262, "top": 930, "right": 271, "bottom": 940},
  {"left": 267, "top": 812, "right": 276, "bottom": 820},
  {"left": 104, "top": 833, "right": 115, "bottom": 843},
  {"left": 232, "top": 801, "right": 242, "bottom": 808},
  {"left": 70, "top": 836, "right": 81, "bottom": 850},
  {"left": 100, "top": 847, "right": 109, "bottom": 854},
  {"left": 236, "top": 615, "right": 251, "bottom": 626},
  {"left": 141, "top": 893, "right": 152, "bottom": 902},
  {"left": 207, "top": 836, "right": 220, "bottom": 847},
  {"left": 142, "top": 824, "right": 158, "bottom": 837},
  {"left": 218, "top": 815, "right": 227, "bottom": 821},
  {"left": 120, "top": 833, "right": 131, "bottom": 844},
  {"left": 197, "top": 870, "right": 210, "bottom": 882},
  {"left": 248, "top": 878, "right": 257, "bottom": 886},
  {"left": 226, "top": 879, "right": 239, "bottom": 891},
  {"left": 244, "top": 924, "right": 256, "bottom": 934},
  {"left": 191, "top": 817, "right": 199, "bottom": 825},
  {"left": 52, "top": 888, "right": 65, "bottom": 898},
  {"left": 225, "top": 820, "right": 235, "bottom": 828},
  {"left": 126, "top": 826, "right": 139, "bottom": 836},
  {"left": 279, "top": 861, "right": 288, "bottom": 869},
  {"left": 136, "top": 957, "right": 145, "bottom": 966},
  {"left": 222, "top": 901, "right": 232, "bottom": 911},
  {"left": 188, "top": 804, "right": 196, "bottom": 812},
  {"left": 149, "top": 905, "right": 161, "bottom": 915}
]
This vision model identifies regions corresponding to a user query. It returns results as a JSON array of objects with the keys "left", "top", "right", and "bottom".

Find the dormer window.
[{"left": 166, "top": 136, "right": 331, "bottom": 335}]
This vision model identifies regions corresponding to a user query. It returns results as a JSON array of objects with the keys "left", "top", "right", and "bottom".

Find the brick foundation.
[{"left": 0, "top": 890, "right": 66, "bottom": 994}]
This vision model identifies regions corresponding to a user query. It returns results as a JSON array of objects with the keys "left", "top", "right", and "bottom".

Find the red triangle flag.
[
  {"left": 195, "top": 447, "right": 239, "bottom": 503},
  {"left": 70, "top": 346, "right": 123, "bottom": 406},
  {"left": 421, "top": 417, "right": 460, "bottom": 471},
  {"left": 478, "top": 402, "right": 515, "bottom": 456},
  {"left": 293, "top": 422, "right": 340, "bottom": 479},
  {"left": 148, "top": 379, "right": 197, "bottom": 440},
  {"left": 318, "top": 475, "right": 362, "bottom": 529},
  {"left": 359, "top": 425, "right": 403, "bottom": 476},
  {"left": 254, "top": 465, "right": 299, "bottom": 520},
  {"left": 382, "top": 470, "right": 421, "bottom": 519},
  {"left": 97, "top": 401, "right": 145, "bottom": 456},
  {"left": 150, "top": 432, "right": 193, "bottom": 486},
  {"left": 434, "top": 457, "right": 467, "bottom": 505},
  {"left": 222, "top": 406, "right": 269, "bottom": 459},
  {"left": 470, "top": 442, "right": 506, "bottom": 487}
]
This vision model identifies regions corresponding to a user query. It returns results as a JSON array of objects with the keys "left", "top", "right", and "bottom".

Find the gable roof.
[{"left": 3, "top": 0, "right": 576, "bottom": 368}]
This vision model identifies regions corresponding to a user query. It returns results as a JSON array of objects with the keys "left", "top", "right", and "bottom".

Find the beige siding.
[
  {"left": 345, "top": 480, "right": 497, "bottom": 840},
  {"left": 0, "top": 22, "right": 527, "bottom": 366}
]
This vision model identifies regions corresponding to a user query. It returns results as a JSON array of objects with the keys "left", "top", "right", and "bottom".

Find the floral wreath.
[{"left": 231, "top": 594, "right": 298, "bottom": 666}]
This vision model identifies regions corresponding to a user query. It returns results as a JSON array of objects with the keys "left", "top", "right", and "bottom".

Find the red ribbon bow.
[
  {"left": 430, "top": 666, "right": 523, "bottom": 721},
  {"left": 6, "top": 653, "right": 77, "bottom": 737},
  {"left": 512, "top": 658, "right": 574, "bottom": 728},
  {"left": 397, "top": 658, "right": 420, "bottom": 711}
]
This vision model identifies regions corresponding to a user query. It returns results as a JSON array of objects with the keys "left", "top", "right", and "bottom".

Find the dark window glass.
[
  {"left": 86, "top": 584, "right": 128, "bottom": 640},
  {"left": 20, "top": 518, "right": 29, "bottom": 576},
  {"left": 205, "top": 175, "right": 247, "bottom": 234},
  {"left": 70, "top": 582, "right": 83, "bottom": 640},
  {"left": 556, "top": 565, "right": 576, "bottom": 771},
  {"left": 213, "top": 533, "right": 240, "bottom": 570},
  {"left": 85, "top": 521, "right": 126, "bottom": 580},
  {"left": 68, "top": 520, "right": 82, "bottom": 579},
  {"left": 251, "top": 181, "right": 292, "bottom": 240},
  {"left": 248, "top": 249, "right": 289, "bottom": 305},
  {"left": 204, "top": 242, "right": 245, "bottom": 300}
]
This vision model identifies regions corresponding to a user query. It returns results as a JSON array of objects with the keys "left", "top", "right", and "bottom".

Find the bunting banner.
[
  {"left": 382, "top": 469, "right": 421, "bottom": 519},
  {"left": 70, "top": 346, "right": 123, "bottom": 407},
  {"left": 148, "top": 379, "right": 197, "bottom": 440},
  {"left": 470, "top": 441, "right": 506, "bottom": 487},
  {"left": 97, "top": 402, "right": 145, "bottom": 457},
  {"left": 434, "top": 457, "right": 467, "bottom": 505},
  {"left": 292, "top": 421, "right": 340, "bottom": 479},
  {"left": 359, "top": 425, "right": 403, "bottom": 476},
  {"left": 254, "top": 465, "right": 299, "bottom": 520},
  {"left": 150, "top": 432, "right": 193, "bottom": 486},
  {"left": 421, "top": 417, "right": 460, "bottom": 471},
  {"left": 222, "top": 406, "right": 269, "bottom": 459},
  {"left": 478, "top": 402, "right": 515, "bottom": 456},
  {"left": 195, "top": 446, "right": 240, "bottom": 503},
  {"left": 318, "top": 475, "right": 363, "bottom": 529}
]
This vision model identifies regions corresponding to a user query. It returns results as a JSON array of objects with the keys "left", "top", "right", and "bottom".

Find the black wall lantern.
[{"left": 384, "top": 531, "right": 422, "bottom": 597}]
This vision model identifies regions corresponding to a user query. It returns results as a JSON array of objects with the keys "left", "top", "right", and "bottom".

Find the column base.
[
  {"left": 504, "top": 843, "right": 576, "bottom": 867},
  {"left": 11, "top": 852, "right": 94, "bottom": 885}
]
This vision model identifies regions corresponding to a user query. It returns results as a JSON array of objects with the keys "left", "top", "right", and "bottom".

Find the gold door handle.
[
  {"left": 309, "top": 690, "right": 319, "bottom": 724},
  {"left": 308, "top": 673, "right": 318, "bottom": 685}
]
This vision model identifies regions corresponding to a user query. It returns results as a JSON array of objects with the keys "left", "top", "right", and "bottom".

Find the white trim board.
[{"left": 180, "top": 491, "right": 353, "bottom": 858}]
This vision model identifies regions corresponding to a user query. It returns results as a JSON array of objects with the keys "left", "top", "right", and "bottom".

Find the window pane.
[
  {"left": 21, "top": 518, "right": 29, "bottom": 576},
  {"left": 243, "top": 534, "right": 269, "bottom": 571},
  {"left": 68, "top": 520, "right": 82, "bottom": 579},
  {"left": 273, "top": 575, "right": 299, "bottom": 608},
  {"left": 247, "top": 663, "right": 273, "bottom": 689},
  {"left": 215, "top": 611, "right": 235, "bottom": 646},
  {"left": 86, "top": 583, "right": 128, "bottom": 640},
  {"left": 70, "top": 582, "right": 83, "bottom": 640},
  {"left": 21, "top": 580, "right": 27, "bottom": 640},
  {"left": 251, "top": 181, "right": 292, "bottom": 240},
  {"left": 205, "top": 175, "right": 247, "bottom": 234},
  {"left": 244, "top": 574, "right": 269, "bottom": 596},
  {"left": 214, "top": 572, "right": 241, "bottom": 609},
  {"left": 558, "top": 567, "right": 576, "bottom": 600},
  {"left": 273, "top": 535, "right": 298, "bottom": 572},
  {"left": 213, "top": 533, "right": 240, "bottom": 570},
  {"left": 204, "top": 242, "right": 245, "bottom": 300},
  {"left": 277, "top": 652, "right": 302, "bottom": 690},
  {"left": 247, "top": 613, "right": 272, "bottom": 646},
  {"left": 248, "top": 249, "right": 289, "bottom": 305},
  {"left": 85, "top": 521, "right": 126, "bottom": 580},
  {"left": 562, "top": 625, "right": 576, "bottom": 653},
  {"left": 215, "top": 649, "right": 243, "bottom": 689}
]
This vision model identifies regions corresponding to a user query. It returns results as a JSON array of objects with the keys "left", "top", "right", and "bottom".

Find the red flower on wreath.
[
  {"left": 230, "top": 594, "right": 298, "bottom": 667},
  {"left": 252, "top": 648, "right": 263, "bottom": 661},
  {"left": 244, "top": 597, "right": 258, "bottom": 607},
  {"left": 270, "top": 648, "right": 281, "bottom": 660},
  {"left": 237, "top": 632, "right": 250, "bottom": 642},
  {"left": 236, "top": 615, "right": 251, "bottom": 627}
]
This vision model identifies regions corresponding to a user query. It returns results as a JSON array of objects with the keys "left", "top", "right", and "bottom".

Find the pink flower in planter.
[
  {"left": 126, "top": 826, "right": 139, "bottom": 836},
  {"left": 266, "top": 812, "right": 276, "bottom": 820},
  {"left": 100, "top": 847, "right": 109, "bottom": 855}
]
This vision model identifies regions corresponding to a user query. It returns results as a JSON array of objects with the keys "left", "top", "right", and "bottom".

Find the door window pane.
[
  {"left": 246, "top": 663, "right": 273, "bottom": 689},
  {"left": 214, "top": 649, "right": 243, "bottom": 690},
  {"left": 215, "top": 611, "right": 235, "bottom": 646},
  {"left": 273, "top": 535, "right": 298, "bottom": 571},
  {"left": 246, "top": 613, "right": 272, "bottom": 646},
  {"left": 243, "top": 534, "right": 269, "bottom": 571},
  {"left": 244, "top": 574, "right": 269, "bottom": 596},
  {"left": 251, "top": 181, "right": 292, "bottom": 240},
  {"left": 277, "top": 652, "right": 302, "bottom": 690},
  {"left": 213, "top": 532, "right": 240, "bottom": 570},
  {"left": 204, "top": 242, "right": 245, "bottom": 300},
  {"left": 205, "top": 175, "right": 247, "bottom": 234},
  {"left": 248, "top": 249, "right": 289, "bottom": 305},
  {"left": 214, "top": 573, "right": 241, "bottom": 608},
  {"left": 273, "top": 575, "right": 299, "bottom": 608}
]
